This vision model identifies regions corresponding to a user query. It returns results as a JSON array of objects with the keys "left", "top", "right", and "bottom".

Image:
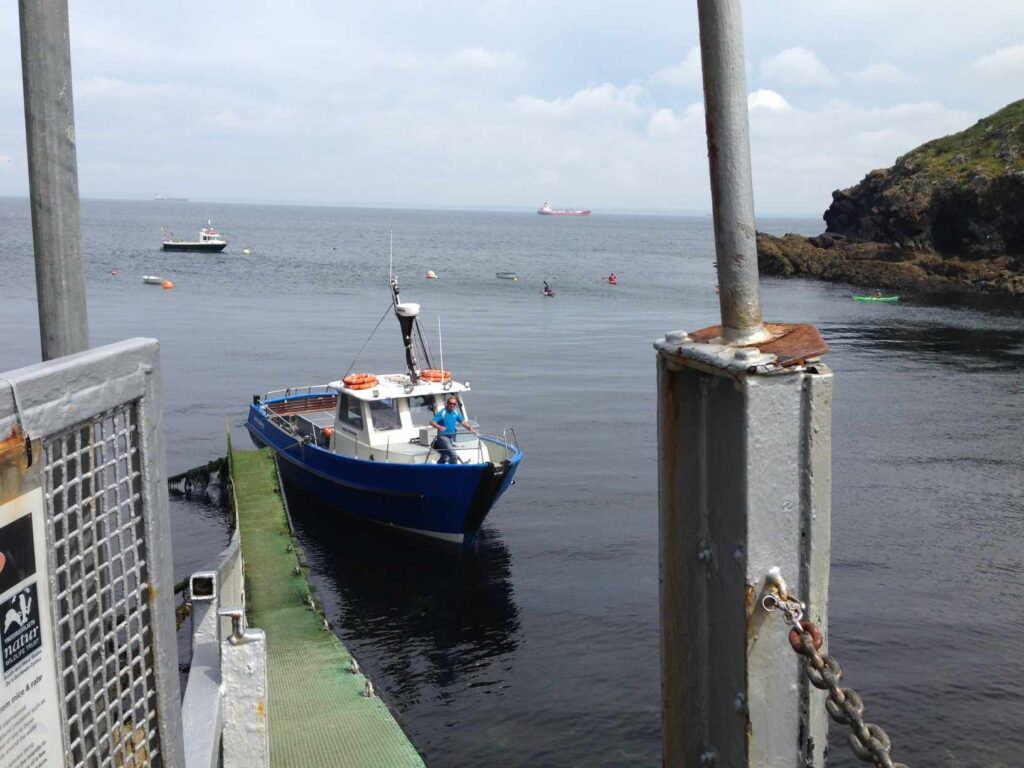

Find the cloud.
[
  {"left": 748, "top": 89, "right": 792, "bottom": 112},
  {"left": 647, "top": 108, "right": 682, "bottom": 137},
  {"left": 850, "top": 63, "right": 913, "bottom": 86},
  {"left": 75, "top": 78, "right": 186, "bottom": 103},
  {"left": 444, "top": 48, "right": 522, "bottom": 72},
  {"left": 761, "top": 47, "right": 837, "bottom": 88},
  {"left": 651, "top": 47, "right": 702, "bottom": 88},
  {"left": 370, "top": 52, "right": 422, "bottom": 73},
  {"left": 745, "top": 99, "right": 976, "bottom": 211},
  {"left": 196, "top": 106, "right": 301, "bottom": 136},
  {"left": 646, "top": 102, "right": 705, "bottom": 138},
  {"left": 510, "top": 83, "right": 647, "bottom": 120},
  {"left": 972, "top": 44, "right": 1024, "bottom": 77}
]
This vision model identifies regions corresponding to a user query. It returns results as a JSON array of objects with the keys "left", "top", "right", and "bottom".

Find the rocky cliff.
[{"left": 757, "top": 99, "right": 1024, "bottom": 296}]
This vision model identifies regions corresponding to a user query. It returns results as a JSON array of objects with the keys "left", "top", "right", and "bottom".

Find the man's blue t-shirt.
[{"left": 433, "top": 408, "right": 463, "bottom": 436}]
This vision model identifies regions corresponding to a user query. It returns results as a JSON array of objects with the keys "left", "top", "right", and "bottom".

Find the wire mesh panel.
[
  {"left": 43, "top": 401, "right": 162, "bottom": 767},
  {"left": 0, "top": 339, "right": 184, "bottom": 767}
]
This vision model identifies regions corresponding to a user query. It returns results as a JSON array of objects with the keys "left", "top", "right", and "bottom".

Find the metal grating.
[{"left": 43, "top": 401, "right": 163, "bottom": 768}]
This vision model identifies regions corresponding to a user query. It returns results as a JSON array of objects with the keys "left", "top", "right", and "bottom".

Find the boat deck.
[
  {"left": 262, "top": 393, "right": 499, "bottom": 464},
  {"left": 231, "top": 447, "right": 425, "bottom": 767}
]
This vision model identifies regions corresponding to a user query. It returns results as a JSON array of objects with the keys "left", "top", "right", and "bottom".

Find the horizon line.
[{"left": 0, "top": 194, "right": 823, "bottom": 219}]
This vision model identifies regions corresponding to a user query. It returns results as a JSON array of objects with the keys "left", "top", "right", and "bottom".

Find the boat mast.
[{"left": 390, "top": 275, "right": 433, "bottom": 380}]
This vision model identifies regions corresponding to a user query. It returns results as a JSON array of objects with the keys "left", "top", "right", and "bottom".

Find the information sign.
[{"left": 0, "top": 434, "right": 63, "bottom": 767}]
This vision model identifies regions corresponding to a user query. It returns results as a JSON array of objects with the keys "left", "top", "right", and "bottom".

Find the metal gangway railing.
[{"left": 0, "top": 338, "right": 268, "bottom": 768}]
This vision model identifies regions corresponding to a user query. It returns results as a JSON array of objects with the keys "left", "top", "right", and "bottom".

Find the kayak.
[{"left": 852, "top": 295, "right": 899, "bottom": 302}]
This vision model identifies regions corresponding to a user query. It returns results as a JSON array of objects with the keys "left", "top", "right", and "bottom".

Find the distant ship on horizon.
[
  {"left": 153, "top": 195, "right": 189, "bottom": 202},
  {"left": 537, "top": 201, "right": 591, "bottom": 216}
]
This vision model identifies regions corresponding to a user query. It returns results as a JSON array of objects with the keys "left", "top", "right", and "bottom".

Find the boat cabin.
[
  {"left": 263, "top": 374, "right": 496, "bottom": 465},
  {"left": 200, "top": 226, "right": 224, "bottom": 243}
]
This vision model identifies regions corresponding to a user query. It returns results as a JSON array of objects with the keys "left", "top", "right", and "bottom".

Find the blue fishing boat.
[{"left": 246, "top": 276, "right": 523, "bottom": 546}]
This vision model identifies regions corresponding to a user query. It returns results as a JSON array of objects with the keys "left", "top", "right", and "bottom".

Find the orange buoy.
[
  {"left": 343, "top": 373, "right": 378, "bottom": 390},
  {"left": 162, "top": 280, "right": 174, "bottom": 290},
  {"left": 420, "top": 368, "right": 452, "bottom": 382}
]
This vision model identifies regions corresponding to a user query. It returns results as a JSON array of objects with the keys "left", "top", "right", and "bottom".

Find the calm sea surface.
[{"left": 1, "top": 198, "right": 1022, "bottom": 766}]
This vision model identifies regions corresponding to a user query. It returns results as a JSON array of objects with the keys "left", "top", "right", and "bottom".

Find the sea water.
[{"left": 1, "top": 197, "right": 1021, "bottom": 766}]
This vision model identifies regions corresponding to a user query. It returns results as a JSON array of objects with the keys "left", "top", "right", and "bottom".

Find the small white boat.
[
  {"left": 426, "top": 270, "right": 438, "bottom": 279},
  {"left": 142, "top": 275, "right": 164, "bottom": 284},
  {"left": 496, "top": 272, "right": 518, "bottom": 280}
]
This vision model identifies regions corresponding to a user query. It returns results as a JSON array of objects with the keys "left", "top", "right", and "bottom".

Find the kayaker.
[
  {"left": 431, "top": 396, "right": 478, "bottom": 464},
  {"left": 543, "top": 280, "right": 554, "bottom": 297}
]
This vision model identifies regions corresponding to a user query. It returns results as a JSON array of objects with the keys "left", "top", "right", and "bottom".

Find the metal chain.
[{"left": 763, "top": 581, "right": 909, "bottom": 768}]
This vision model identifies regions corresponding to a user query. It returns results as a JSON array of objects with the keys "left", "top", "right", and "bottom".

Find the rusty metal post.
[
  {"left": 19, "top": 0, "right": 89, "bottom": 360},
  {"left": 656, "top": 1, "right": 833, "bottom": 765},
  {"left": 697, "top": 0, "right": 767, "bottom": 345}
]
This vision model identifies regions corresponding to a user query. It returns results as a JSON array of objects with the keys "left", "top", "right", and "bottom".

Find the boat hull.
[
  {"left": 538, "top": 210, "right": 590, "bottom": 216},
  {"left": 162, "top": 241, "right": 227, "bottom": 252},
  {"left": 246, "top": 401, "right": 521, "bottom": 546}
]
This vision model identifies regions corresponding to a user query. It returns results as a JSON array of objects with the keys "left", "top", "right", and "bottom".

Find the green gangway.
[{"left": 230, "top": 447, "right": 425, "bottom": 767}]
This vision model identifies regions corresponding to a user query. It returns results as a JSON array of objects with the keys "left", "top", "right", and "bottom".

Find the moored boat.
[
  {"left": 496, "top": 271, "right": 518, "bottom": 280},
  {"left": 246, "top": 276, "right": 523, "bottom": 546},
  {"left": 161, "top": 220, "right": 228, "bottom": 252},
  {"left": 537, "top": 201, "right": 591, "bottom": 216}
]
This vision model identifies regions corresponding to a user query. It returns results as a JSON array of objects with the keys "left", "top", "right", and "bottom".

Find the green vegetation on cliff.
[{"left": 908, "top": 99, "right": 1024, "bottom": 182}]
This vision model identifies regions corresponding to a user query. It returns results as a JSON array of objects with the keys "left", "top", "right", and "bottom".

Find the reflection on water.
[
  {"left": 825, "top": 322, "right": 1024, "bottom": 370},
  {"left": 283, "top": 479, "right": 520, "bottom": 708}
]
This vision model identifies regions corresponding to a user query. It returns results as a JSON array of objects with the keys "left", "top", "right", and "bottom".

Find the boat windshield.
[
  {"left": 408, "top": 394, "right": 439, "bottom": 426},
  {"left": 368, "top": 398, "right": 401, "bottom": 431},
  {"left": 339, "top": 394, "right": 364, "bottom": 430}
]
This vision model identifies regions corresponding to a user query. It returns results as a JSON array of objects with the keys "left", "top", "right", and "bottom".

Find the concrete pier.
[{"left": 230, "top": 447, "right": 425, "bottom": 767}]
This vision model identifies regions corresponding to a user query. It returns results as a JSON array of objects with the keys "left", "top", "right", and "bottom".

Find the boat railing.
[
  {"left": 263, "top": 384, "right": 334, "bottom": 401},
  {"left": 502, "top": 427, "right": 520, "bottom": 456},
  {"left": 266, "top": 410, "right": 298, "bottom": 435},
  {"left": 421, "top": 426, "right": 506, "bottom": 464}
]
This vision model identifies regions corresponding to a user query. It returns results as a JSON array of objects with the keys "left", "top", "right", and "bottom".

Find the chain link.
[{"left": 763, "top": 582, "right": 909, "bottom": 768}]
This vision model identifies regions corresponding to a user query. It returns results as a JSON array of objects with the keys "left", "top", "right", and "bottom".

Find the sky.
[{"left": 1, "top": 1, "right": 1023, "bottom": 216}]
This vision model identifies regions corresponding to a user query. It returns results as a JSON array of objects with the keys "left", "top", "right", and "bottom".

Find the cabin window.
[
  {"left": 408, "top": 394, "right": 439, "bottom": 426},
  {"left": 368, "top": 398, "right": 401, "bottom": 431},
  {"left": 339, "top": 394, "right": 364, "bottom": 431}
]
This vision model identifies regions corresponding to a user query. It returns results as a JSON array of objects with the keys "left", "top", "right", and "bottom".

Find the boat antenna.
[
  {"left": 438, "top": 316, "right": 444, "bottom": 380},
  {"left": 389, "top": 230, "right": 393, "bottom": 282}
]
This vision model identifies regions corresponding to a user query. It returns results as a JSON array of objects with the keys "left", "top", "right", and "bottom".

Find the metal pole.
[
  {"left": 655, "top": 2, "right": 833, "bottom": 765},
  {"left": 19, "top": 0, "right": 89, "bottom": 360},
  {"left": 697, "top": 0, "right": 767, "bottom": 345}
]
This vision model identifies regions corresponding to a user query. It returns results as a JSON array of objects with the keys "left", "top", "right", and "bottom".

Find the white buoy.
[{"left": 426, "top": 270, "right": 437, "bottom": 279}]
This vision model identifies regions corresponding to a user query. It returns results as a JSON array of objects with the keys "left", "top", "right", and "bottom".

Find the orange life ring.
[
  {"left": 343, "top": 373, "right": 378, "bottom": 390},
  {"left": 419, "top": 369, "right": 451, "bottom": 382}
]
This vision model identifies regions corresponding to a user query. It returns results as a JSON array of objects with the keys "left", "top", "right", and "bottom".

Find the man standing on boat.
[{"left": 431, "top": 396, "right": 478, "bottom": 464}]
